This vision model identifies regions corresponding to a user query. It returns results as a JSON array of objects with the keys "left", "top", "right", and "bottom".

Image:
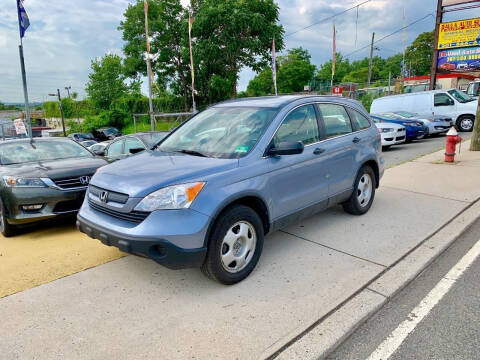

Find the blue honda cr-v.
[{"left": 77, "top": 96, "right": 384, "bottom": 284}]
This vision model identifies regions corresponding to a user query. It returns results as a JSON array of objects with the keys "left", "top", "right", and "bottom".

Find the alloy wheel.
[
  {"left": 357, "top": 173, "right": 373, "bottom": 208},
  {"left": 220, "top": 221, "right": 257, "bottom": 273}
]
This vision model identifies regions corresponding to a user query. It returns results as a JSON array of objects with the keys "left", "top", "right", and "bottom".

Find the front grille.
[
  {"left": 53, "top": 175, "right": 93, "bottom": 189},
  {"left": 397, "top": 128, "right": 405, "bottom": 132},
  {"left": 89, "top": 185, "right": 128, "bottom": 204},
  {"left": 88, "top": 200, "right": 149, "bottom": 224},
  {"left": 385, "top": 137, "right": 394, "bottom": 141}
]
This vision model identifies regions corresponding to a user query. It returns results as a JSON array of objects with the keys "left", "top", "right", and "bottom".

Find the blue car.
[
  {"left": 371, "top": 113, "right": 427, "bottom": 141},
  {"left": 78, "top": 96, "right": 384, "bottom": 284}
]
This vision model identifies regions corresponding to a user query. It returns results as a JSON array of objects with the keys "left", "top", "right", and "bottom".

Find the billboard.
[
  {"left": 442, "top": 0, "right": 480, "bottom": 6},
  {"left": 437, "top": 46, "right": 480, "bottom": 72},
  {"left": 438, "top": 18, "right": 480, "bottom": 49}
]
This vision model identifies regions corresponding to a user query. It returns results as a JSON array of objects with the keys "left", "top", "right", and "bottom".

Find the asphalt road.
[
  {"left": 329, "top": 216, "right": 480, "bottom": 360},
  {"left": 382, "top": 132, "right": 472, "bottom": 168}
]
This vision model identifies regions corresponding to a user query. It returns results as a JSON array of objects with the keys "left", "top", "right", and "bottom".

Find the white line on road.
[{"left": 366, "top": 238, "right": 480, "bottom": 360}]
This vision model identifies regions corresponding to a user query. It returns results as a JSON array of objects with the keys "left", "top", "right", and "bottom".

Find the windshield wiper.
[{"left": 173, "top": 149, "right": 208, "bottom": 157}]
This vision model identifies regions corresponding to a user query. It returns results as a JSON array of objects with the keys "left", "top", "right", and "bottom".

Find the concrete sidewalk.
[{"left": 2, "top": 143, "right": 480, "bottom": 360}]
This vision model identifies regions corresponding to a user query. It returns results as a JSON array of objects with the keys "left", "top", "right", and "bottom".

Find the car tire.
[
  {"left": 456, "top": 115, "right": 475, "bottom": 132},
  {"left": 342, "top": 166, "right": 376, "bottom": 216},
  {"left": 201, "top": 205, "right": 264, "bottom": 285},
  {"left": 0, "top": 198, "right": 16, "bottom": 237},
  {"left": 382, "top": 145, "right": 391, "bottom": 150}
]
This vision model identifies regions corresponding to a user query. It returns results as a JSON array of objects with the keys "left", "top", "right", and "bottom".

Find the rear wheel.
[
  {"left": 457, "top": 115, "right": 474, "bottom": 132},
  {"left": 343, "top": 166, "right": 376, "bottom": 215},
  {"left": 0, "top": 199, "right": 16, "bottom": 237},
  {"left": 201, "top": 205, "right": 264, "bottom": 285}
]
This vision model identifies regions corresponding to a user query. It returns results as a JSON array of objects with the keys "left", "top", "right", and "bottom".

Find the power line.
[
  {"left": 344, "top": 13, "right": 435, "bottom": 58},
  {"left": 286, "top": 0, "right": 373, "bottom": 37}
]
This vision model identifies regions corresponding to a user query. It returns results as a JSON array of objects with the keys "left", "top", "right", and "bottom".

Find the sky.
[{"left": 1, "top": 0, "right": 479, "bottom": 103}]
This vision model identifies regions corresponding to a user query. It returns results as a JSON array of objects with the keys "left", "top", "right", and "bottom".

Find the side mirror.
[
  {"left": 267, "top": 141, "right": 304, "bottom": 156},
  {"left": 94, "top": 149, "right": 105, "bottom": 156},
  {"left": 129, "top": 147, "right": 145, "bottom": 154}
]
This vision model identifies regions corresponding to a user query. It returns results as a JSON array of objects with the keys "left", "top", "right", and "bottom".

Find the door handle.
[
  {"left": 313, "top": 148, "right": 325, "bottom": 155},
  {"left": 352, "top": 137, "right": 361, "bottom": 143}
]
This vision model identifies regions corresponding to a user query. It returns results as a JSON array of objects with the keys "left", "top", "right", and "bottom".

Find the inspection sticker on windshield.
[{"left": 235, "top": 146, "right": 249, "bottom": 153}]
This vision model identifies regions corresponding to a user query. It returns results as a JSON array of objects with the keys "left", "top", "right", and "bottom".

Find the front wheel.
[
  {"left": 201, "top": 205, "right": 264, "bottom": 285},
  {"left": 343, "top": 166, "right": 376, "bottom": 215},
  {"left": 0, "top": 199, "right": 16, "bottom": 237},
  {"left": 457, "top": 116, "right": 474, "bottom": 132}
]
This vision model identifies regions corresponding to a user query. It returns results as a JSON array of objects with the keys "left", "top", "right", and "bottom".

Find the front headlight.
[
  {"left": 134, "top": 182, "right": 205, "bottom": 212},
  {"left": 3, "top": 176, "right": 47, "bottom": 188},
  {"left": 381, "top": 128, "right": 394, "bottom": 133}
]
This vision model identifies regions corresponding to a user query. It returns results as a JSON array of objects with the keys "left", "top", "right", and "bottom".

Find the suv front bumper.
[{"left": 77, "top": 201, "right": 210, "bottom": 269}]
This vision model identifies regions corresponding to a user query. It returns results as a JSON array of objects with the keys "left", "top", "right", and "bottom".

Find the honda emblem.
[
  {"left": 99, "top": 191, "right": 108, "bottom": 203},
  {"left": 79, "top": 176, "right": 90, "bottom": 185}
]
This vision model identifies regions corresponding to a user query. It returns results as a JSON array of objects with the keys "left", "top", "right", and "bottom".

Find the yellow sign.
[{"left": 438, "top": 18, "right": 480, "bottom": 49}]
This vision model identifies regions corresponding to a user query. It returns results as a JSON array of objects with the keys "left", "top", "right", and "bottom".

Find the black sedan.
[{"left": 0, "top": 138, "right": 107, "bottom": 236}]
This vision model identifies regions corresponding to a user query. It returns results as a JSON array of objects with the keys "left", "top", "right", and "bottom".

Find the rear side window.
[
  {"left": 274, "top": 105, "right": 320, "bottom": 146},
  {"left": 317, "top": 104, "right": 352, "bottom": 138},
  {"left": 125, "top": 137, "right": 144, "bottom": 153},
  {"left": 107, "top": 140, "right": 124, "bottom": 156},
  {"left": 349, "top": 109, "right": 371, "bottom": 130}
]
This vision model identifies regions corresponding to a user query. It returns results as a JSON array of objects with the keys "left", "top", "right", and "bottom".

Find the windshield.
[
  {"left": 448, "top": 89, "right": 475, "bottom": 103},
  {"left": 140, "top": 132, "right": 169, "bottom": 147},
  {"left": 467, "top": 83, "right": 479, "bottom": 97},
  {"left": 103, "top": 128, "right": 119, "bottom": 135},
  {"left": 394, "top": 111, "right": 417, "bottom": 118},
  {"left": 159, "top": 107, "right": 278, "bottom": 158},
  {"left": 0, "top": 140, "right": 93, "bottom": 165}
]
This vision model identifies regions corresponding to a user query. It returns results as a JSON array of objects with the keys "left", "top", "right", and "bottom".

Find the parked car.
[
  {"left": 92, "top": 127, "right": 123, "bottom": 141},
  {"left": 101, "top": 131, "right": 169, "bottom": 162},
  {"left": 80, "top": 140, "right": 98, "bottom": 148},
  {"left": 68, "top": 133, "right": 95, "bottom": 142},
  {"left": 371, "top": 117, "right": 406, "bottom": 149},
  {"left": 371, "top": 113, "right": 427, "bottom": 141},
  {"left": 0, "top": 138, "right": 107, "bottom": 236},
  {"left": 78, "top": 96, "right": 384, "bottom": 284},
  {"left": 439, "top": 63, "right": 455, "bottom": 71},
  {"left": 88, "top": 141, "right": 111, "bottom": 155},
  {"left": 388, "top": 111, "right": 453, "bottom": 136},
  {"left": 456, "top": 63, "right": 468, "bottom": 70},
  {"left": 371, "top": 89, "right": 477, "bottom": 132}
]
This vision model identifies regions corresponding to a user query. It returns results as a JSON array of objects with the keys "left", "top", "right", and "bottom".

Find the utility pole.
[
  {"left": 144, "top": 0, "right": 155, "bottom": 132},
  {"left": 388, "top": 71, "right": 391, "bottom": 96},
  {"left": 429, "top": 0, "right": 443, "bottom": 90},
  {"left": 50, "top": 90, "right": 66, "bottom": 136},
  {"left": 367, "top": 32, "right": 375, "bottom": 86}
]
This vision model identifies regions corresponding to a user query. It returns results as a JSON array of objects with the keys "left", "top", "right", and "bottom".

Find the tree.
[
  {"left": 405, "top": 31, "right": 434, "bottom": 76},
  {"left": 246, "top": 48, "right": 315, "bottom": 96},
  {"left": 316, "top": 53, "right": 351, "bottom": 85},
  {"left": 471, "top": 97, "right": 480, "bottom": 151},
  {"left": 193, "top": 0, "right": 284, "bottom": 97},
  {"left": 276, "top": 48, "right": 315, "bottom": 93},
  {"left": 85, "top": 54, "right": 127, "bottom": 110},
  {"left": 120, "top": 0, "right": 191, "bottom": 110},
  {"left": 120, "top": 0, "right": 284, "bottom": 107}
]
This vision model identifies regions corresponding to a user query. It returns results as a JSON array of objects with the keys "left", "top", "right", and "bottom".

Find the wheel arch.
[
  {"left": 204, "top": 194, "right": 271, "bottom": 247},
  {"left": 362, "top": 159, "right": 380, "bottom": 188}
]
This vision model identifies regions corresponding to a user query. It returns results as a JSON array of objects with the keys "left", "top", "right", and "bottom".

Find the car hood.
[
  {"left": 90, "top": 150, "right": 239, "bottom": 197},
  {"left": 0, "top": 157, "right": 107, "bottom": 179},
  {"left": 375, "top": 122, "right": 404, "bottom": 130}
]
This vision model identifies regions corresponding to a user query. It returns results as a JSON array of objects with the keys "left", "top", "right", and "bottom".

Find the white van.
[{"left": 371, "top": 89, "right": 477, "bottom": 131}]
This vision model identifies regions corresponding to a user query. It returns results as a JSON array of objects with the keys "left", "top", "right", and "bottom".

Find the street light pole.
[
  {"left": 367, "top": 32, "right": 375, "bottom": 86},
  {"left": 49, "top": 90, "right": 66, "bottom": 136}
]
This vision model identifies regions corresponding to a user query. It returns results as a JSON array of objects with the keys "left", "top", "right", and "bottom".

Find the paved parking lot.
[{"left": 2, "top": 145, "right": 479, "bottom": 359}]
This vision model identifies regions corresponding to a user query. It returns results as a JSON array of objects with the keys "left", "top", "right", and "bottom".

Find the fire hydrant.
[{"left": 445, "top": 127, "right": 462, "bottom": 163}]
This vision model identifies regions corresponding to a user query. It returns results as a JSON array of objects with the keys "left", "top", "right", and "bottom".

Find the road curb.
[{"left": 271, "top": 199, "right": 480, "bottom": 360}]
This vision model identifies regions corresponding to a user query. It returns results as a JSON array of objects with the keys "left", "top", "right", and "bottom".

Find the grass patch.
[{"left": 122, "top": 121, "right": 177, "bottom": 134}]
